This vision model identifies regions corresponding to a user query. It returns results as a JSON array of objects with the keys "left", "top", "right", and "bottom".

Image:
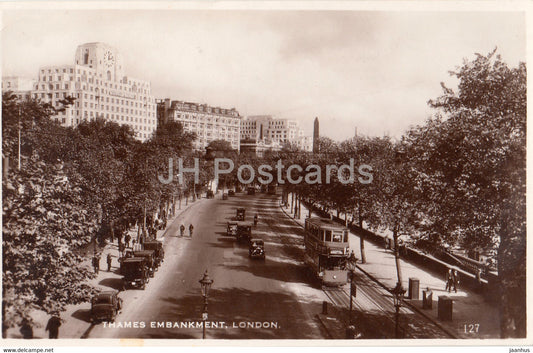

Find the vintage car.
[
  {"left": 121, "top": 257, "right": 149, "bottom": 289},
  {"left": 228, "top": 189, "right": 235, "bottom": 196},
  {"left": 237, "top": 221, "right": 253, "bottom": 243},
  {"left": 249, "top": 239, "right": 265, "bottom": 259},
  {"left": 206, "top": 190, "right": 214, "bottom": 199},
  {"left": 143, "top": 241, "right": 164, "bottom": 267},
  {"left": 236, "top": 207, "right": 246, "bottom": 221},
  {"left": 133, "top": 250, "right": 156, "bottom": 276},
  {"left": 227, "top": 221, "right": 238, "bottom": 237},
  {"left": 91, "top": 291, "right": 123, "bottom": 323},
  {"left": 247, "top": 187, "right": 256, "bottom": 195},
  {"left": 222, "top": 193, "right": 228, "bottom": 200}
]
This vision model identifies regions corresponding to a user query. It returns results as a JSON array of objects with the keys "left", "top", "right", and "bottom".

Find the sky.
[{"left": 1, "top": 6, "right": 526, "bottom": 141}]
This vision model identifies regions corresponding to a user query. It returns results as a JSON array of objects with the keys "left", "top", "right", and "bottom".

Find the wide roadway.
[{"left": 89, "top": 192, "right": 329, "bottom": 339}]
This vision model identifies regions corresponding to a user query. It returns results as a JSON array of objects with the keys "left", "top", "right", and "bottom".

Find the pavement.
[
  {"left": 280, "top": 196, "right": 500, "bottom": 340},
  {"left": 5, "top": 195, "right": 207, "bottom": 340}
]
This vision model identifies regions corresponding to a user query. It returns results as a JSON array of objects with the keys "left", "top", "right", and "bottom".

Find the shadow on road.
[
  {"left": 71, "top": 308, "right": 92, "bottom": 323},
  {"left": 99, "top": 278, "right": 125, "bottom": 291}
]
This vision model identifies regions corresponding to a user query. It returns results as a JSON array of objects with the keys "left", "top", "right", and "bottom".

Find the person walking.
[
  {"left": 254, "top": 213, "right": 258, "bottom": 226},
  {"left": 445, "top": 268, "right": 453, "bottom": 292},
  {"left": 180, "top": 224, "right": 185, "bottom": 237},
  {"left": 452, "top": 269, "right": 460, "bottom": 293},
  {"left": 189, "top": 224, "right": 194, "bottom": 237},
  {"left": 125, "top": 234, "right": 131, "bottom": 248},
  {"left": 107, "top": 253, "right": 112, "bottom": 272},
  {"left": 92, "top": 254, "right": 100, "bottom": 274},
  {"left": 19, "top": 318, "right": 33, "bottom": 339},
  {"left": 45, "top": 313, "right": 61, "bottom": 339}
]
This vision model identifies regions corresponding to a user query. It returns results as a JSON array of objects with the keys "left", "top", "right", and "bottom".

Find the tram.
[{"left": 304, "top": 217, "right": 350, "bottom": 287}]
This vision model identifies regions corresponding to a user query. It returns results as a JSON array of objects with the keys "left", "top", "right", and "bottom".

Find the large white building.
[
  {"left": 157, "top": 98, "right": 241, "bottom": 151},
  {"left": 241, "top": 115, "right": 312, "bottom": 151},
  {"left": 31, "top": 42, "right": 157, "bottom": 141}
]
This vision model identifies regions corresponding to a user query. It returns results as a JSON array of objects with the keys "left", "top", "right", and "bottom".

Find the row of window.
[
  {"left": 40, "top": 67, "right": 150, "bottom": 88},
  {"left": 175, "top": 114, "right": 240, "bottom": 125},
  {"left": 38, "top": 78, "right": 152, "bottom": 96}
]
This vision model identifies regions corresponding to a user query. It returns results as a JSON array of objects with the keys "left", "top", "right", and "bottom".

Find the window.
[{"left": 325, "top": 230, "right": 332, "bottom": 242}]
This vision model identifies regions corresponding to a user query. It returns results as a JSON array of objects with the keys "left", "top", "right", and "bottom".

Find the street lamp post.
[
  {"left": 199, "top": 270, "right": 214, "bottom": 339},
  {"left": 392, "top": 282, "right": 406, "bottom": 338}
]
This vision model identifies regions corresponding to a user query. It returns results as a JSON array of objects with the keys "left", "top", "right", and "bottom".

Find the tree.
[
  {"left": 410, "top": 49, "right": 526, "bottom": 337},
  {"left": 2, "top": 94, "right": 99, "bottom": 328}
]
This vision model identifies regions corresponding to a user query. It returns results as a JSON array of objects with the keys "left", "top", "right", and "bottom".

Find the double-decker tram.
[{"left": 304, "top": 217, "right": 350, "bottom": 287}]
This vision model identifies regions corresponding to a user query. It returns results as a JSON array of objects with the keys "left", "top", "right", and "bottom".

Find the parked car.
[
  {"left": 206, "top": 190, "right": 214, "bottom": 199},
  {"left": 247, "top": 187, "right": 256, "bottom": 195},
  {"left": 133, "top": 250, "right": 156, "bottom": 276},
  {"left": 143, "top": 241, "right": 164, "bottom": 267},
  {"left": 236, "top": 207, "right": 246, "bottom": 221},
  {"left": 222, "top": 193, "right": 228, "bottom": 200},
  {"left": 249, "top": 238, "right": 265, "bottom": 259},
  {"left": 121, "top": 257, "right": 148, "bottom": 289},
  {"left": 227, "top": 221, "right": 238, "bottom": 237},
  {"left": 228, "top": 189, "right": 235, "bottom": 196},
  {"left": 91, "top": 291, "right": 123, "bottom": 323}
]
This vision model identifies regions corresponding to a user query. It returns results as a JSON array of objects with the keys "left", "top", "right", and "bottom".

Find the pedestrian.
[
  {"left": 92, "top": 254, "right": 100, "bottom": 274},
  {"left": 180, "top": 224, "right": 185, "bottom": 237},
  {"left": 19, "top": 318, "right": 33, "bottom": 339},
  {"left": 254, "top": 213, "right": 258, "bottom": 226},
  {"left": 118, "top": 242, "right": 125, "bottom": 257},
  {"left": 189, "top": 224, "right": 194, "bottom": 237},
  {"left": 125, "top": 234, "right": 131, "bottom": 248},
  {"left": 107, "top": 253, "right": 112, "bottom": 272},
  {"left": 452, "top": 269, "right": 460, "bottom": 293},
  {"left": 45, "top": 313, "right": 61, "bottom": 339},
  {"left": 445, "top": 268, "right": 453, "bottom": 292}
]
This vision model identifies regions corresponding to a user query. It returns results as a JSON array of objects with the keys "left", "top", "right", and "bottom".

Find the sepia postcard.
[{"left": 0, "top": 1, "right": 530, "bottom": 351}]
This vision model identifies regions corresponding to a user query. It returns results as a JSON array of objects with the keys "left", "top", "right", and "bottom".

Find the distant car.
[
  {"left": 227, "top": 221, "right": 238, "bottom": 237},
  {"left": 91, "top": 291, "right": 123, "bottom": 323},
  {"left": 236, "top": 207, "right": 246, "bottom": 221},
  {"left": 222, "top": 193, "right": 228, "bottom": 200},
  {"left": 206, "top": 190, "right": 214, "bottom": 199},
  {"left": 249, "top": 238, "right": 265, "bottom": 259},
  {"left": 237, "top": 221, "right": 253, "bottom": 243},
  {"left": 228, "top": 190, "right": 235, "bottom": 196}
]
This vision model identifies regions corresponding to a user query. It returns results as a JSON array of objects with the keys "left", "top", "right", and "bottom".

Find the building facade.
[
  {"left": 31, "top": 42, "right": 157, "bottom": 141},
  {"left": 241, "top": 115, "right": 311, "bottom": 151},
  {"left": 239, "top": 138, "right": 282, "bottom": 158},
  {"left": 2, "top": 76, "right": 36, "bottom": 100},
  {"left": 157, "top": 98, "right": 241, "bottom": 151}
]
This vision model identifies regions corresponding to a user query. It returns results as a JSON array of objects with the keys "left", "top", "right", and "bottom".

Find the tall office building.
[
  {"left": 31, "top": 42, "right": 157, "bottom": 141},
  {"left": 157, "top": 98, "right": 241, "bottom": 151}
]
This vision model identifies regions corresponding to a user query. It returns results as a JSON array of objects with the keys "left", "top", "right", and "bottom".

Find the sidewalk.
[
  {"left": 280, "top": 199, "right": 500, "bottom": 339},
  {"left": 6, "top": 196, "right": 207, "bottom": 339}
]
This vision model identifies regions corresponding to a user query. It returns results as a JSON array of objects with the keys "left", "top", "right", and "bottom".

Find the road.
[{"left": 88, "top": 192, "right": 328, "bottom": 339}]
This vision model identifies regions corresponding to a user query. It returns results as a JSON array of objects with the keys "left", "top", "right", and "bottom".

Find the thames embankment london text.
[{"left": 102, "top": 321, "right": 280, "bottom": 329}]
